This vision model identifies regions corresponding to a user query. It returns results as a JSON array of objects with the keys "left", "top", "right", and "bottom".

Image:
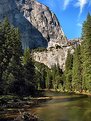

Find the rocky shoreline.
[
  {"left": 0, "top": 95, "right": 52, "bottom": 121},
  {"left": 0, "top": 90, "right": 90, "bottom": 121}
]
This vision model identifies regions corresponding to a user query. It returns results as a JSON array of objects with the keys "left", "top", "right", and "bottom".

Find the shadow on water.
[
  {"left": 36, "top": 90, "right": 88, "bottom": 106},
  {"left": 0, "top": 118, "right": 14, "bottom": 121},
  {"left": 43, "top": 90, "right": 88, "bottom": 97}
]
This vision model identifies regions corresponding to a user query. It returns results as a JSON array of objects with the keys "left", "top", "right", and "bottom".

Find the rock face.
[
  {"left": 0, "top": 0, "right": 68, "bottom": 70},
  {"left": 16, "top": 0, "right": 67, "bottom": 48},
  {"left": 68, "top": 38, "right": 82, "bottom": 47},
  {"left": 33, "top": 47, "right": 68, "bottom": 70},
  {"left": 15, "top": 0, "right": 68, "bottom": 70},
  {"left": 0, "top": 0, "right": 48, "bottom": 49}
]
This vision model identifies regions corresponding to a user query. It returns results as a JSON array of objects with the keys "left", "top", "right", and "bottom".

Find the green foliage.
[
  {"left": 0, "top": 18, "right": 39, "bottom": 96},
  {"left": 62, "top": 13, "right": 91, "bottom": 93},
  {"left": 81, "top": 13, "right": 91, "bottom": 92},
  {"left": 64, "top": 50, "right": 73, "bottom": 91},
  {"left": 65, "top": 50, "right": 73, "bottom": 71},
  {"left": 22, "top": 48, "right": 37, "bottom": 96},
  {"left": 46, "top": 70, "right": 53, "bottom": 89},
  {"left": 34, "top": 62, "right": 48, "bottom": 89},
  {"left": 51, "top": 65, "right": 63, "bottom": 90},
  {"left": 32, "top": 47, "right": 47, "bottom": 52},
  {"left": 1, "top": 13, "right": 91, "bottom": 97},
  {"left": 0, "top": 18, "right": 23, "bottom": 95},
  {"left": 21, "top": 48, "right": 31, "bottom": 65},
  {"left": 0, "top": 18, "right": 64, "bottom": 96},
  {"left": 64, "top": 13, "right": 91, "bottom": 93},
  {"left": 72, "top": 45, "right": 82, "bottom": 92},
  {"left": 34, "top": 62, "right": 64, "bottom": 91},
  {"left": 65, "top": 70, "right": 72, "bottom": 91}
]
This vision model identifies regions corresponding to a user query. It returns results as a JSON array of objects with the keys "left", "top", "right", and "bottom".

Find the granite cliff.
[
  {"left": 16, "top": 0, "right": 67, "bottom": 48},
  {"left": 0, "top": 0, "right": 68, "bottom": 70},
  {"left": 15, "top": 0, "right": 68, "bottom": 69},
  {"left": 33, "top": 47, "right": 68, "bottom": 70},
  {"left": 0, "top": 0, "right": 48, "bottom": 49}
]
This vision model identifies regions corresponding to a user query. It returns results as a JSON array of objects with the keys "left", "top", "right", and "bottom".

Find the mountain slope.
[
  {"left": 0, "top": 0, "right": 48, "bottom": 49},
  {"left": 16, "top": 0, "right": 67, "bottom": 48},
  {"left": 0, "top": 0, "right": 68, "bottom": 70}
]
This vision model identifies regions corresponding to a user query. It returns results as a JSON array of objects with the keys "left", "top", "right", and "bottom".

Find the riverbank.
[
  {"left": 0, "top": 89, "right": 90, "bottom": 120},
  {"left": 0, "top": 93, "right": 52, "bottom": 121},
  {"left": 74, "top": 91, "right": 91, "bottom": 97},
  {"left": 48, "top": 89, "right": 91, "bottom": 97}
]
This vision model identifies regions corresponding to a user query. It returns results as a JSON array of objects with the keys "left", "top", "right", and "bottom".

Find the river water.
[{"left": 31, "top": 91, "right": 91, "bottom": 121}]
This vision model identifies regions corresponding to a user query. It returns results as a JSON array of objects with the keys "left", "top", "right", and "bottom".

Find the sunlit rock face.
[
  {"left": 0, "top": 0, "right": 68, "bottom": 70},
  {"left": 33, "top": 44, "right": 76, "bottom": 70},
  {"left": 0, "top": 0, "right": 48, "bottom": 49},
  {"left": 15, "top": 0, "right": 68, "bottom": 70},
  {"left": 16, "top": 0, "right": 67, "bottom": 48},
  {"left": 33, "top": 47, "right": 68, "bottom": 70}
]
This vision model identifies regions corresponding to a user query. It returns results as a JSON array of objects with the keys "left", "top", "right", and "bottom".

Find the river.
[{"left": 31, "top": 91, "right": 91, "bottom": 121}]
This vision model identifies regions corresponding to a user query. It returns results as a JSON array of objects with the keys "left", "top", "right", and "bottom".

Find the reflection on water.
[{"left": 31, "top": 91, "right": 91, "bottom": 121}]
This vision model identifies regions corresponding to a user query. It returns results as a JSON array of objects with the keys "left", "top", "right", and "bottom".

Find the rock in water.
[
  {"left": 0, "top": 0, "right": 48, "bottom": 49},
  {"left": 14, "top": 112, "right": 39, "bottom": 121}
]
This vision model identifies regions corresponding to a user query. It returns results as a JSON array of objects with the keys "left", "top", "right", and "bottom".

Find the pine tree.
[
  {"left": 81, "top": 13, "right": 91, "bottom": 92},
  {"left": 51, "top": 65, "right": 63, "bottom": 90},
  {"left": 72, "top": 45, "right": 82, "bottom": 92},
  {"left": 46, "top": 70, "right": 53, "bottom": 89},
  {"left": 39, "top": 65, "right": 46, "bottom": 89},
  {"left": 0, "top": 18, "right": 14, "bottom": 94},
  {"left": 22, "top": 48, "right": 36, "bottom": 96},
  {"left": 0, "top": 22, "right": 5, "bottom": 94},
  {"left": 0, "top": 18, "right": 11, "bottom": 78},
  {"left": 0, "top": 18, "right": 23, "bottom": 95},
  {"left": 64, "top": 50, "right": 73, "bottom": 92}
]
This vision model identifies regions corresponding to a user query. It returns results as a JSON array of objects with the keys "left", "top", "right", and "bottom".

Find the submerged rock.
[{"left": 14, "top": 112, "right": 40, "bottom": 121}]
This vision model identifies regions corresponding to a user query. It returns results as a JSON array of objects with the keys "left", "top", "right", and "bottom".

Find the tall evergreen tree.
[
  {"left": 22, "top": 48, "right": 36, "bottom": 96},
  {"left": 64, "top": 50, "right": 73, "bottom": 91},
  {"left": 72, "top": 45, "right": 82, "bottom": 92},
  {"left": 0, "top": 18, "right": 23, "bottom": 95},
  {"left": 46, "top": 70, "right": 53, "bottom": 89},
  {"left": 39, "top": 64, "right": 46, "bottom": 89},
  {"left": 0, "top": 18, "right": 11, "bottom": 81},
  {"left": 81, "top": 13, "right": 91, "bottom": 92},
  {"left": 51, "top": 65, "right": 63, "bottom": 90},
  {"left": 0, "top": 22, "right": 5, "bottom": 94}
]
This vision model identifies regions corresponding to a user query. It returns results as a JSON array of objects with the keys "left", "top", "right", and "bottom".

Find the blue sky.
[{"left": 37, "top": 0, "right": 91, "bottom": 39}]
